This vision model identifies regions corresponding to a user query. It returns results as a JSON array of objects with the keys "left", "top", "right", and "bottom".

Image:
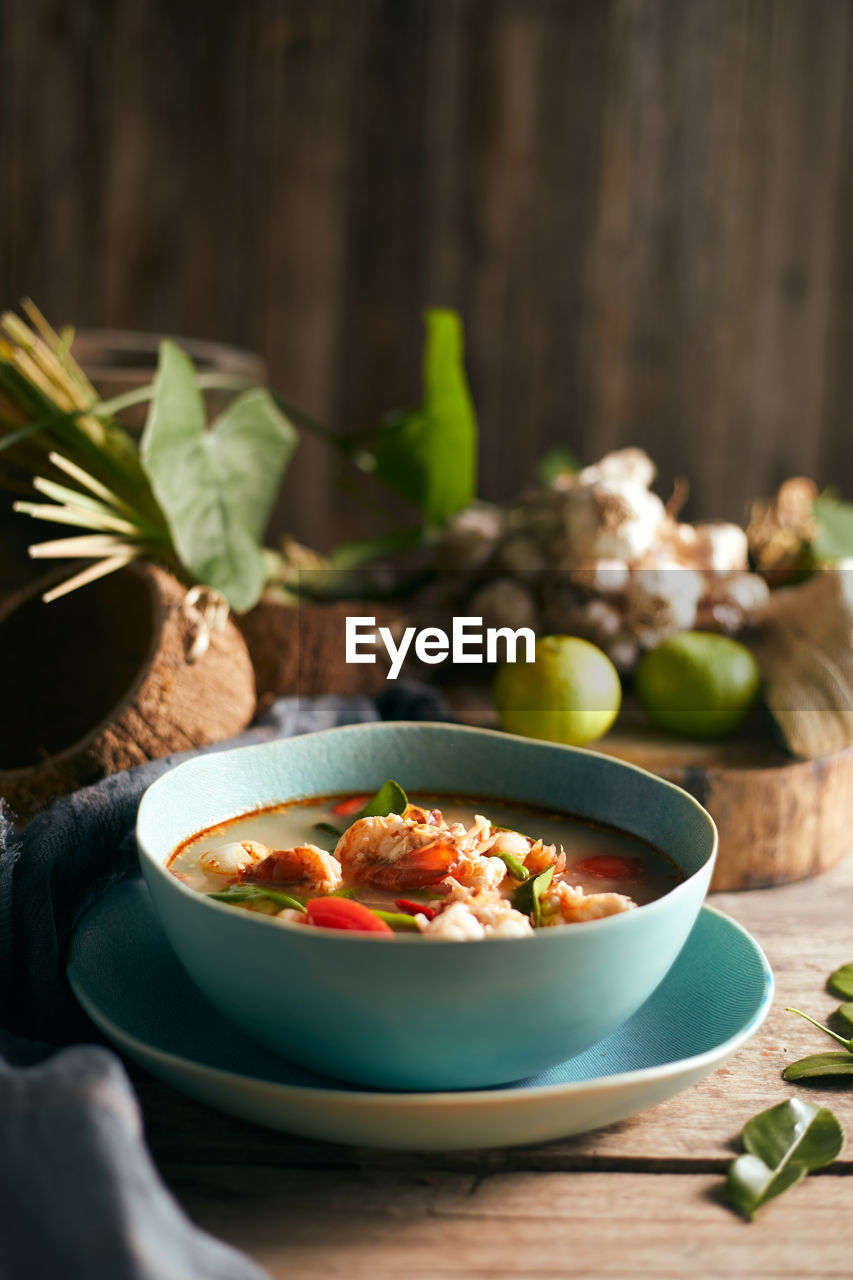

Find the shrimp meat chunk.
[
  {"left": 248, "top": 844, "right": 343, "bottom": 894},
  {"left": 200, "top": 840, "right": 269, "bottom": 877},
  {"left": 540, "top": 881, "right": 636, "bottom": 925},
  {"left": 422, "top": 884, "right": 534, "bottom": 940},
  {"left": 335, "top": 809, "right": 509, "bottom": 892},
  {"left": 483, "top": 827, "right": 566, "bottom": 877}
]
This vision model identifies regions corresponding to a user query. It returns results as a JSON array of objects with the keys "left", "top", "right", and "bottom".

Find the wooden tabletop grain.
[{"left": 133, "top": 852, "right": 853, "bottom": 1278}]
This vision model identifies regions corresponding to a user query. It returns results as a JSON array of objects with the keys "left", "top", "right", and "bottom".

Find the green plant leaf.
[
  {"left": 205, "top": 388, "right": 297, "bottom": 544},
  {"left": 838, "top": 1001, "right": 853, "bottom": 1028},
  {"left": 358, "top": 780, "right": 408, "bottom": 820},
  {"left": 140, "top": 341, "right": 297, "bottom": 611},
  {"left": 207, "top": 885, "right": 307, "bottom": 912},
  {"left": 829, "top": 962, "right": 853, "bottom": 999},
  {"left": 811, "top": 495, "right": 853, "bottom": 563},
  {"left": 372, "top": 308, "right": 477, "bottom": 526},
  {"left": 785, "top": 1006, "right": 853, "bottom": 1052},
  {"left": 512, "top": 863, "right": 555, "bottom": 927},
  {"left": 784, "top": 1053, "right": 853, "bottom": 1082},
  {"left": 725, "top": 1098, "right": 844, "bottom": 1220}
]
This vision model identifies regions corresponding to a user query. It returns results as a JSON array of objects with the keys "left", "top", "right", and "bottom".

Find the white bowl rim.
[{"left": 136, "top": 719, "right": 719, "bottom": 945}]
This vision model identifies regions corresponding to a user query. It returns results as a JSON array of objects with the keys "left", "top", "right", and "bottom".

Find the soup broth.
[{"left": 169, "top": 790, "right": 682, "bottom": 938}]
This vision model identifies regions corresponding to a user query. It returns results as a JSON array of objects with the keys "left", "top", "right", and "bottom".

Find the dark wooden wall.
[{"left": 2, "top": 0, "right": 853, "bottom": 551}]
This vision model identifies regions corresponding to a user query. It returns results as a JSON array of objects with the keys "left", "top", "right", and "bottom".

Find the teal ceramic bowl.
[{"left": 136, "top": 722, "right": 717, "bottom": 1090}]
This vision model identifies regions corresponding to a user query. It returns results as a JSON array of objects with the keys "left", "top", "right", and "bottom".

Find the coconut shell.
[
  {"left": 0, "top": 563, "right": 256, "bottom": 821},
  {"left": 236, "top": 599, "right": 397, "bottom": 703}
]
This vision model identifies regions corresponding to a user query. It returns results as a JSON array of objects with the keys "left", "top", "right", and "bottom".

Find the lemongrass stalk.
[
  {"left": 47, "top": 451, "right": 141, "bottom": 517},
  {"left": 33, "top": 475, "right": 127, "bottom": 516},
  {"left": 21, "top": 298, "right": 91, "bottom": 390},
  {"left": 41, "top": 552, "right": 139, "bottom": 603},
  {"left": 31, "top": 475, "right": 153, "bottom": 529},
  {"left": 3, "top": 312, "right": 92, "bottom": 410},
  {"left": 13, "top": 500, "right": 145, "bottom": 536},
  {"left": 1, "top": 314, "right": 149, "bottom": 498},
  {"left": 0, "top": 360, "right": 46, "bottom": 420},
  {"left": 29, "top": 534, "right": 146, "bottom": 558},
  {"left": 8, "top": 345, "right": 79, "bottom": 415}
]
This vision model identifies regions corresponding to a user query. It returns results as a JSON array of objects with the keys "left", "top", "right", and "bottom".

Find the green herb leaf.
[
  {"left": 488, "top": 826, "right": 531, "bottom": 881},
  {"left": 811, "top": 495, "right": 853, "bottom": 563},
  {"left": 370, "top": 909, "right": 423, "bottom": 932},
  {"left": 512, "top": 863, "right": 555, "bottom": 928},
  {"left": 784, "top": 1052, "right": 853, "bottom": 1082},
  {"left": 491, "top": 849, "right": 529, "bottom": 882},
  {"left": 829, "top": 962, "right": 853, "bottom": 999},
  {"left": 785, "top": 1006, "right": 853, "bottom": 1052},
  {"left": 140, "top": 341, "right": 297, "bottom": 611},
  {"left": 371, "top": 309, "right": 477, "bottom": 526},
  {"left": 538, "top": 447, "right": 580, "bottom": 486},
  {"left": 357, "top": 780, "right": 408, "bottom": 820},
  {"left": 204, "top": 387, "right": 298, "bottom": 546},
  {"left": 725, "top": 1098, "right": 844, "bottom": 1220},
  {"left": 837, "top": 1001, "right": 853, "bottom": 1028},
  {"left": 207, "top": 885, "right": 307, "bottom": 912}
]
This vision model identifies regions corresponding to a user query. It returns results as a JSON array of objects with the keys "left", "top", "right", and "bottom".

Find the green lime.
[
  {"left": 634, "top": 631, "right": 760, "bottom": 738},
  {"left": 494, "top": 635, "right": 622, "bottom": 746}
]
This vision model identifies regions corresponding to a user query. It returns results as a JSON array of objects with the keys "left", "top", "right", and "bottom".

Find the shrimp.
[
  {"left": 420, "top": 902, "right": 487, "bottom": 940},
  {"left": 335, "top": 812, "right": 509, "bottom": 892},
  {"left": 423, "top": 884, "right": 534, "bottom": 939},
  {"left": 199, "top": 840, "right": 269, "bottom": 877},
  {"left": 480, "top": 826, "right": 565, "bottom": 878},
  {"left": 458, "top": 854, "right": 507, "bottom": 892},
  {"left": 335, "top": 813, "right": 461, "bottom": 889},
  {"left": 247, "top": 844, "right": 343, "bottom": 894},
  {"left": 524, "top": 839, "right": 566, "bottom": 877},
  {"left": 539, "top": 881, "right": 635, "bottom": 925}
]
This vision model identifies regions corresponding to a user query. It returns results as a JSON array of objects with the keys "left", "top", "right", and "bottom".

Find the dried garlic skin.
[
  {"left": 747, "top": 477, "right": 819, "bottom": 584},
  {"left": 752, "top": 566, "right": 853, "bottom": 758},
  {"left": 430, "top": 447, "right": 769, "bottom": 673}
]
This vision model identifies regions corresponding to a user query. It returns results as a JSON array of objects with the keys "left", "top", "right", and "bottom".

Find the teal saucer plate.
[{"left": 67, "top": 881, "right": 773, "bottom": 1151}]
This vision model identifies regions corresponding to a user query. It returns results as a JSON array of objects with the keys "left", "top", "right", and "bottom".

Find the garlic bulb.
[{"left": 420, "top": 448, "right": 770, "bottom": 674}]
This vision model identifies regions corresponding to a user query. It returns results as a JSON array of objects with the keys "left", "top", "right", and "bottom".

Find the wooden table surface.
[{"left": 132, "top": 852, "right": 853, "bottom": 1278}]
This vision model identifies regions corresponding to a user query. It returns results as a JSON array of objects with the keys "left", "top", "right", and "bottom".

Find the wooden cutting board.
[{"left": 590, "top": 712, "right": 853, "bottom": 891}]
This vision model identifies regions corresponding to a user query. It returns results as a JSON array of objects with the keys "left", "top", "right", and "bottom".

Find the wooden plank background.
[{"left": 2, "top": 0, "right": 852, "bottom": 552}]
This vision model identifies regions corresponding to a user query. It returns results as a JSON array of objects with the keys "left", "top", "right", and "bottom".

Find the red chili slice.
[
  {"left": 330, "top": 795, "right": 370, "bottom": 817},
  {"left": 574, "top": 854, "right": 646, "bottom": 881},
  {"left": 305, "top": 897, "right": 393, "bottom": 933},
  {"left": 395, "top": 898, "right": 438, "bottom": 921}
]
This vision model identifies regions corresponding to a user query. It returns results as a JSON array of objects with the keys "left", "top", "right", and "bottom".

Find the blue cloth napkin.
[{"left": 0, "top": 683, "right": 450, "bottom": 1280}]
